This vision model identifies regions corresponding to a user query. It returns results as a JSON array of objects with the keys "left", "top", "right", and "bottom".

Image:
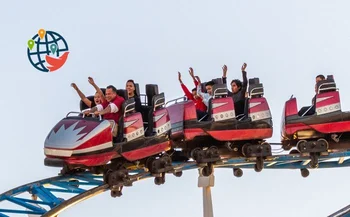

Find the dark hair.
[
  {"left": 231, "top": 79, "right": 242, "bottom": 90},
  {"left": 316, "top": 74, "right": 325, "bottom": 80},
  {"left": 191, "top": 88, "right": 197, "bottom": 92},
  {"left": 106, "top": 85, "right": 117, "bottom": 93},
  {"left": 205, "top": 81, "right": 215, "bottom": 87},
  {"left": 126, "top": 79, "right": 138, "bottom": 97}
]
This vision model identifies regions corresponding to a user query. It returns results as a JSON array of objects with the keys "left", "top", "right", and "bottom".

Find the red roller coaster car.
[
  {"left": 44, "top": 85, "right": 176, "bottom": 193},
  {"left": 281, "top": 75, "right": 350, "bottom": 168},
  {"left": 166, "top": 77, "right": 273, "bottom": 173}
]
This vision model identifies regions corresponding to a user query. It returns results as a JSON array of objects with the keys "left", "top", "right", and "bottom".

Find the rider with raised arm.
[
  {"left": 125, "top": 79, "right": 142, "bottom": 113},
  {"left": 196, "top": 76, "right": 214, "bottom": 108},
  {"left": 178, "top": 68, "right": 207, "bottom": 113},
  {"left": 71, "top": 77, "right": 106, "bottom": 109},
  {"left": 84, "top": 85, "right": 125, "bottom": 138},
  {"left": 222, "top": 63, "right": 248, "bottom": 102}
]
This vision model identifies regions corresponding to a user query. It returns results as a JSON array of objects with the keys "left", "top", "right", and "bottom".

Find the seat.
[
  {"left": 117, "top": 89, "right": 128, "bottom": 100},
  {"left": 142, "top": 84, "right": 159, "bottom": 133},
  {"left": 206, "top": 84, "right": 230, "bottom": 121},
  {"left": 145, "top": 92, "right": 165, "bottom": 136},
  {"left": 317, "top": 75, "right": 337, "bottom": 94},
  {"left": 298, "top": 75, "right": 337, "bottom": 117},
  {"left": 211, "top": 77, "right": 224, "bottom": 85},
  {"left": 238, "top": 97, "right": 250, "bottom": 120},
  {"left": 248, "top": 78, "right": 264, "bottom": 98},
  {"left": 115, "top": 98, "right": 136, "bottom": 142},
  {"left": 80, "top": 96, "right": 94, "bottom": 111},
  {"left": 134, "top": 83, "right": 141, "bottom": 97},
  {"left": 211, "top": 84, "right": 228, "bottom": 98},
  {"left": 79, "top": 88, "right": 106, "bottom": 111}
]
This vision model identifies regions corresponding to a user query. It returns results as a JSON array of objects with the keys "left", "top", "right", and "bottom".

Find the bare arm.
[
  {"left": 71, "top": 83, "right": 92, "bottom": 108},
  {"left": 99, "top": 105, "right": 112, "bottom": 115},
  {"left": 88, "top": 77, "right": 106, "bottom": 102}
]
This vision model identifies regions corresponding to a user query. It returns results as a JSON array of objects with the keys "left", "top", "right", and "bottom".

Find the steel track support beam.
[{"left": 198, "top": 168, "right": 214, "bottom": 217}]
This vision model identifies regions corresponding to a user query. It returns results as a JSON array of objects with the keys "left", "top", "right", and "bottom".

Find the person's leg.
[
  {"left": 196, "top": 109, "right": 208, "bottom": 121},
  {"left": 109, "top": 120, "right": 118, "bottom": 137}
]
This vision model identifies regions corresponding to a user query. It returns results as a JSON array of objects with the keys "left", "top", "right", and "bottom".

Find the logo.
[{"left": 27, "top": 29, "right": 69, "bottom": 72}]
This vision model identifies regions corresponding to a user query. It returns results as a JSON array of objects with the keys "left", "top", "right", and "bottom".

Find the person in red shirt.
[
  {"left": 84, "top": 85, "right": 125, "bottom": 137},
  {"left": 178, "top": 68, "right": 207, "bottom": 119}
]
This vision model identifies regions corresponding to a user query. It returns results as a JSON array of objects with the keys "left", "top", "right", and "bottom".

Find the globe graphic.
[{"left": 27, "top": 31, "right": 69, "bottom": 72}]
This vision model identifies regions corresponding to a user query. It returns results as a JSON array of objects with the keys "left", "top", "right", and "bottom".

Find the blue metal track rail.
[{"left": 1, "top": 150, "right": 350, "bottom": 217}]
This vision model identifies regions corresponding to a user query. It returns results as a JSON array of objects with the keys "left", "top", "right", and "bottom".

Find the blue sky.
[{"left": 1, "top": 0, "right": 350, "bottom": 216}]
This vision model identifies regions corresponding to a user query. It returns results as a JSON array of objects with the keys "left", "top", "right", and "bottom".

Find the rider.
[
  {"left": 222, "top": 63, "right": 248, "bottom": 102},
  {"left": 299, "top": 75, "right": 326, "bottom": 116},
  {"left": 222, "top": 63, "right": 248, "bottom": 115},
  {"left": 178, "top": 68, "right": 207, "bottom": 119},
  {"left": 84, "top": 85, "right": 125, "bottom": 138},
  {"left": 71, "top": 77, "right": 106, "bottom": 109},
  {"left": 196, "top": 76, "right": 214, "bottom": 108},
  {"left": 312, "top": 74, "right": 326, "bottom": 105},
  {"left": 125, "top": 79, "right": 142, "bottom": 113}
]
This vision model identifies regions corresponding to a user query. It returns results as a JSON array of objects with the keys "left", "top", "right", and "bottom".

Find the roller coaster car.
[
  {"left": 43, "top": 85, "right": 173, "bottom": 182},
  {"left": 281, "top": 75, "right": 350, "bottom": 167},
  {"left": 167, "top": 78, "right": 273, "bottom": 172}
]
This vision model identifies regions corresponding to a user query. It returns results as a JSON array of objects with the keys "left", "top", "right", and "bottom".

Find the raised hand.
[
  {"left": 88, "top": 77, "right": 95, "bottom": 85},
  {"left": 222, "top": 65, "right": 227, "bottom": 77},
  {"left": 241, "top": 63, "right": 247, "bottom": 71},
  {"left": 71, "top": 83, "right": 78, "bottom": 90},
  {"left": 189, "top": 67, "right": 195, "bottom": 78},
  {"left": 178, "top": 72, "right": 182, "bottom": 83}
]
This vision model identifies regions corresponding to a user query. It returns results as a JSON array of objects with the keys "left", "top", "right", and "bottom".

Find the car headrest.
[
  {"left": 80, "top": 96, "right": 94, "bottom": 111},
  {"left": 201, "top": 83, "right": 207, "bottom": 93},
  {"left": 248, "top": 78, "right": 264, "bottom": 97},
  {"left": 79, "top": 87, "right": 106, "bottom": 111},
  {"left": 122, "top": 98, "right": 136, "bottom": 116},
  {"left": 135, "top": 83, "right": 140, "bottom": 96},
  {"left": 249, "top": 77, "right": 260, "bottom": 85},
  {"left": 211, "top": 78, "right": 223, "bottom": 85},
  {"left": 117, "top": 89, "right": 128, "bottom": 100},
  {"left": 317, "top": 75, "right": 336, "bottom": 93},
  {"left": 327, "top": 75, "right": 335, "bottom": 82},
  {"left": 152, "top": 92, "right": 165, "bottom": 110},
  {"left": 212, "top": 84, "right": 228, "bottom": 98},
  {"left": 146, "top": 84, "right": 159, "bottom": 106}
]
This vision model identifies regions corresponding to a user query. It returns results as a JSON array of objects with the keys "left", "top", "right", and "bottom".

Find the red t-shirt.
[{"left": 102, "top": 95, "right": 125, "bottom": 123}]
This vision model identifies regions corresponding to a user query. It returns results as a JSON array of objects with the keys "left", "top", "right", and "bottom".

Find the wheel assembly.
[
  {"left": 233, "top": 168, "right": 243, "bottom": 177},
  {"left": 309, "top": 153, "right": 319, "bottom": 168},
  {"left": 202, "top": 163, "right": 213, "bottom": 177},
  {"left": 300, "top": 168, "right": 309, "bottom": 178},
  {"left": 111, "top": 189, "right": 122, "bottom": 198},
  {"left": 254, "top": 157, "right": 264, "bottom": 172},
  {"left": 154, "top": 172, "right": 166, "bottom": 185},
  {"left": 173, "top": 171, "right": 183, "bottom": 177}
]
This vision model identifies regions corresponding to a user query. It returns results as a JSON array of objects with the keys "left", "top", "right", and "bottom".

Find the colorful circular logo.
[{"left": 27, "top": 29, "right": 69, "bottom": 72}]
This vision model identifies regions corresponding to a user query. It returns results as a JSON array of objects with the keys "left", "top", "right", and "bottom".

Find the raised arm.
[
  {"left": 71, "top": 83, "right": 92, "bottom": 108},
  {"left": 178, "top": 72, "right": 194, "bottom": 100},
  {"left": 188, "top": 67, "right": 199, "bottom": 87},
  {"left": 241, "top": 63, "right": 248, "bottom": 89},
  {"left": 88, "top": 77, "right": 106, "bottom": 103},
  {"left": 222, "top": 65, "right": 228, "bottom": 84}
]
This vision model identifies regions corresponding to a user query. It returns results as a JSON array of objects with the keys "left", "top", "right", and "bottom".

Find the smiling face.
[
  {"left": 105, "top": 88, "right": 117, "bottom": 102},
  {"left": 126, "top": 81, "right": 135, "bottom": 96}
]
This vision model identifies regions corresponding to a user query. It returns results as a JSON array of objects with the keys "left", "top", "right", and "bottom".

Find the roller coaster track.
[{"left": 2, "top": 149, "right": 350, "bottom": 217}]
